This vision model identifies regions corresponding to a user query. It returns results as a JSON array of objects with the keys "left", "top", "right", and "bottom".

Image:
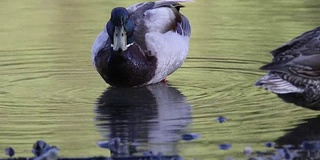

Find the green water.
[{"left": 1, "top": 0, "right": 320, "bottom": 159}]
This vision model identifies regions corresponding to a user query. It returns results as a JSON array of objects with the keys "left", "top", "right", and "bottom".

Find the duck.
[
  {"left": 255, "top": 26, "right": 320, "bottom": 110},
  {"left": 91, "top": 0, "right": 192, "bottom": 87}
]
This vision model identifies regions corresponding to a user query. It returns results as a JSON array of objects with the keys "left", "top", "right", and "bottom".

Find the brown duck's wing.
[
  {"left": 270, "top": 26, "right": 320, "bottom": 58},
  {"left": 261, "top": 54, "right": 320, "bottom": 78}
]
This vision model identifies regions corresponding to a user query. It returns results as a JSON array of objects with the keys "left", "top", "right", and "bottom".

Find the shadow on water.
[
  {"left": 277, "top": 93, "right": 320, "bottom": 110},
  {"left": 249, "top": 115, "right": 320, "bottom": 159},
  {"left": 94, "top": 83, "right": 192, "bottom": 158},
  {"left": 276, "top": 116, "right": 320, "bottom": 147}
]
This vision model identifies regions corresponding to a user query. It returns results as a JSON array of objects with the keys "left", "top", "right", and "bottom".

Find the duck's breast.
[{"left": 96, "top": 44, "right": 157, "bottom": 87}]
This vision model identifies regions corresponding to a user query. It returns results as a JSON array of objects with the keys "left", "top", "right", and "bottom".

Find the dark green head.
[{"left": 107, "top": 7, "right": 134, "bottom": 52}]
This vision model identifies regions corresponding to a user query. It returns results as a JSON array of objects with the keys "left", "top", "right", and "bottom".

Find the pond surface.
[{"left": 1, "top": 0, "right": 320, "bottom": 159}]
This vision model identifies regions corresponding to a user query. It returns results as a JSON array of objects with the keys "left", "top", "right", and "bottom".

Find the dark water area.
[
  {"left": 95, "top": 83, "right": 192, "bottom": 156},
  {"left": 1, "top": 0, "right": 320, "bottom": 159}
]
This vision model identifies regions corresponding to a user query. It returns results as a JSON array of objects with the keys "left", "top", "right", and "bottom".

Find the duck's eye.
[{"left": 121, "top": 33, "right": 124, "bottom": 36}]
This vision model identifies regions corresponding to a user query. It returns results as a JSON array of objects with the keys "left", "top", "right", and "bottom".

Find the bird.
[
  {"left": 255, "top": 26, "right": 320, "bottom": 110},
  {"left": 91, "top": 0, "right": 192, "bottom": 87}
]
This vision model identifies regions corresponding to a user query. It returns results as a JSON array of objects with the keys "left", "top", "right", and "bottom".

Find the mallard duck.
[
  {"left": 91, "top": 0, "right": 192, "bottom": 87},
  {"left": 256, "top": 26, "right": 320, "bottom": 110}
]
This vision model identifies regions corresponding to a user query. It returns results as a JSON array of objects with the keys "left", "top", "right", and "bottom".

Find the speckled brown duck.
[
  {"left": 91, "top": 0, "right": 192, "bottom": 87},
  {"left": 256, "top": 26, "right": 320, "bottom": 110}
]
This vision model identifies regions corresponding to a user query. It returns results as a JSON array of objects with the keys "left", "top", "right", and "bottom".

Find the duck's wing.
[
  {"left": 91, "top": 28, "right": 110, "bottom": 68},
  {"left": 127, "top": 0, "right": 193, "bottom": 16},
  {"left": 126, "top": 0, "right": 192, "bottom": 84},
  {"left": 149, "top": 0, "right": 192, "bottom": 37},
  {"left": 261, "top": 27, "right": 320, "bottom": 77},
  {"left": 261, "top": 54, "right": 320, "bottom": 79},
  {"left": 127, "top": 0, "right": 192, "bottom": 39},
  {"left": 126, "top": 2, "right": 153, "bottom": 16},
  {"left": 270, "top": 26, "right": 320, "bottom": 57}
]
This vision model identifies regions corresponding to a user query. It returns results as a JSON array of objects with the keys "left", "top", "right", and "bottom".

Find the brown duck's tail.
[{"left": 255, "top": 74, "right": 304, "bottom": 94}]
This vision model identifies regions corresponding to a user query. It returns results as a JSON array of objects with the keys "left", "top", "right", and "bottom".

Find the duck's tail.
[{"left": 255, "top": 74, "right": 304, "bottom": 94}]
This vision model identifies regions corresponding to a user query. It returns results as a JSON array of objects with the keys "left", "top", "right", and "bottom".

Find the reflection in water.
[
  {"left": 273, "top": 116, "right": 320, "bottom": 159},
  {"left": 2, "top": 0, "right": 320, "bottom": 158},
  {"left": 94, "top": 83, "right": 192, "bottom": 157},
  {"left": 250, "top": 116, "right": 320, "bottom": 159},
  {"left": 277, "top": 93, "right": 320, "bottom": 110},
  {"left": 276, "top": 116, "right": 320, "bottom": 146}
]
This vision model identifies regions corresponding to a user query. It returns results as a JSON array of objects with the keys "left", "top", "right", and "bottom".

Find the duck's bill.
[{"left": 113, "top": 25, "right": 127, "bottom": 52}]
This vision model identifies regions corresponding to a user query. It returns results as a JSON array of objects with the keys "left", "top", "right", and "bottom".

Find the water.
[{"left": 1, "top": 0, "right": 320, "bottom": 159}]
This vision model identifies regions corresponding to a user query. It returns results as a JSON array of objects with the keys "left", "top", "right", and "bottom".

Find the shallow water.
[{"left": 1, "top": 0, "right": 320, "bottom": 159}]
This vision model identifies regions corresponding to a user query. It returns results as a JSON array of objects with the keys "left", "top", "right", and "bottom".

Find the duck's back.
[
  {"left": 270, "top": 27, "right": 320, "bottom": 57},
  {"left": 260, "top": 27, "right": 320, "bottom": 79}
]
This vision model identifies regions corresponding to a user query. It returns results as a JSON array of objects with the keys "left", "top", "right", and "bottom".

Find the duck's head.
[{"left": 107, "top": 7, "right": 134, "bottom": 52}]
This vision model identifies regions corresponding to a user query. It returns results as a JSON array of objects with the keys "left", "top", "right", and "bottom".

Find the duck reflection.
[
  {"left": 94, "top": 83, "right": 192, "bottom": 156},
  {"left": 276, "top": 116, "right": 320, "bottom": 147},
  {"left": 252, "top": 116, "right": 320, "bottom": 159},
  {"left": 273, "top": 116, "right": 320, "bottom": 159},
  {"left": 277, "top": 94, "right": 320, "bottom": 110}
]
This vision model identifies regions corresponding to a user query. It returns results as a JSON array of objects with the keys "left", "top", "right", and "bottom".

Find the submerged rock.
[
  {"left": 97, "top": 138, "right": 140, "bottom": 156},
  {"left": 219, "top": 143, "right": 232, "bottom": 150},
  {"left": 216, "top": 116, "right": 227, "bottom": 123},
  {"left": 4, "top": 147, "right": 15, "bottom": 157},
  {"left": 301, "top": 140, "right": 320, "bottom": 150},
  {"left": 34, "top": 146, "right": 60, "bottom": 160},
  {"left": 264, "top": 142, "right": 275, "bottom": 148},
  {"left": 31, "top": 140, "right": 60, "bottom": 160},
  {"left": 97, "top": 137, "right": 121, "bottom": 151},
  {"left": 243, "top": 146, "right": 253, "bottom": 155},
  {"left": 32, "top": 140, "right": 51, "bottom": 157},
  {"left": 181, "top": 133, "right": 200, "bottom": 141}
]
